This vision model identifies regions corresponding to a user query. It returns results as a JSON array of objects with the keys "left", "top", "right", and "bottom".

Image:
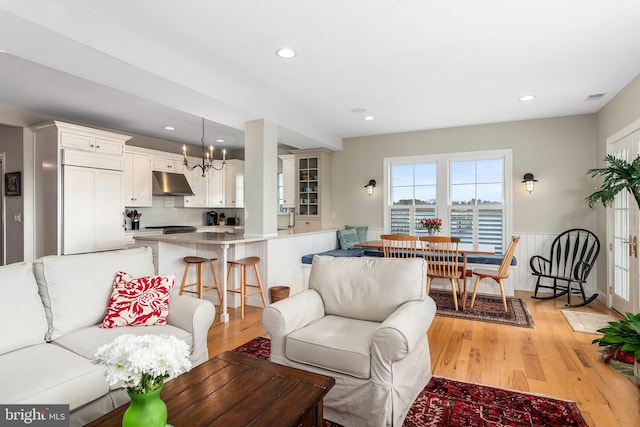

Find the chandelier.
[{"left": 182, "top": 118, "right": 226, "bottom": 177}]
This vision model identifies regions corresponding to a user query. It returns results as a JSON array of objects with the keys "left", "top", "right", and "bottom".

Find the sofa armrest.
[
  {"left": 262, "top": 289, "right": 325, "bottom": 362},
  {"left": 371, "top": 296, "right": 436, "bottom": 380},
  {"left": 167, "top": 295, "right": 216, "bottom": 365}
]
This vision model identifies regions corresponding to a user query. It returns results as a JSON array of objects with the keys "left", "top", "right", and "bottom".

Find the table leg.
[
  {"left": 220, "top": 243, "right": 230, "bottom": 323},
  {"left": 461, "top": 254, "right": 468, "bottom": 311}
]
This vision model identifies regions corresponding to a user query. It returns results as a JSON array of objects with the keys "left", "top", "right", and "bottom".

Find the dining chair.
[
  {"left": 380, "top": 234, "right": 418, "bottom": 258},
  {"left": 420, "top": 236, "right": 463, "bottom": 311},
  {"left": 470, "top": 236, "right": 520, "bottom": 311}
]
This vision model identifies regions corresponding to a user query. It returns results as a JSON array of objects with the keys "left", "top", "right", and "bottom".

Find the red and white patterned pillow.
[{"left": 100, "top": 271, "right": 175, "bottom": 328}]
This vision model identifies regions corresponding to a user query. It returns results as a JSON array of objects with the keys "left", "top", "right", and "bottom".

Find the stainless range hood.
[{"left": 152, "top": 171, "right": 195, "bottom": 196}]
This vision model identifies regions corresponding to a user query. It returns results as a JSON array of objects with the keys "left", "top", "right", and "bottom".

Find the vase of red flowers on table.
[{"left": 419, "top": 218, "right": 442, "bottom": 235}]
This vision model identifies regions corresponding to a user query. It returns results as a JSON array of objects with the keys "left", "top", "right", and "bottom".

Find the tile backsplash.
[{"left": 124, "top": 196, "right": 242, "bottom": 230}]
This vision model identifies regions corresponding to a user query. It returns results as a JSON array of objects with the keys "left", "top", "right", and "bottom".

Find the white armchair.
[{"left": 262, "top": 255, "right": 436, "bottom": 427}]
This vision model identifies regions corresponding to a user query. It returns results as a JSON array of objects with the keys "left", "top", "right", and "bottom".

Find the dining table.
[{"left": 354, "top": 239, "right": 495, "bottom": 311}]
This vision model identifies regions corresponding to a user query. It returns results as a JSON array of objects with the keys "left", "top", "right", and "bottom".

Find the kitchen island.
[{"left": 134, "top": 229, "right": 337, "bottom": 322}]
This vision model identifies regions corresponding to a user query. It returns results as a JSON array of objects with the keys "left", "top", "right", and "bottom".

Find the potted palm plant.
[
  {"left": 586, "top": 154, "right": 640, "bottom": 210},
  {"left": 592, "top": 312, "right": 640, "bottom": 384},
  {"left": 586, "top": 155, "right": 640, "bottom": 383}
]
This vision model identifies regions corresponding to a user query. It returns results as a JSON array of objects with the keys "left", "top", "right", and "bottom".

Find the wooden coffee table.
[{"left": 86, "top": 351, "right": 335, "bottom": 426}]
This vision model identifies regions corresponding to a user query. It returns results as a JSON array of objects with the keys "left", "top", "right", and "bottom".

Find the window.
[{"left": 385, "top": 150, "right": 511, "bottom": 254}]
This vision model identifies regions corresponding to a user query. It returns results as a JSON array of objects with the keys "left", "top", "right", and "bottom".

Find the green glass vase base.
[{"left": 122, "top": 386, "right": 167, "bottom": 427}]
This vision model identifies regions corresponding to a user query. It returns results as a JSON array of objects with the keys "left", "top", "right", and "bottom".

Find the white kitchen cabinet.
[
  {"left": 182, "top": 160, "right": 208, "bottom": 207},
  {"left": 206, "top": 163, "right": 225, "bottom": 207},
  {"left": 59, "top": 124, "right": 124, "bottom": 156},
  {"left": 63, "top": 166, "right": 124, "bottom": 254},
  {"left": 279, "top": 154, "right": 295, "bottom": 208},
  {"left": 123, "top": 152, "right": 153, "bottom": 207},
  {"left": 180, "top": 159, "right": 242, "bottom": 208},
  {"left": 224, "top": 160, "right": 244, "bottom": 208},
  {"left": 32, "top": 121, "right": 130, "bottom": 257},
  {"left": 152, "top": 154, "right": 183, "bottom": 172}
]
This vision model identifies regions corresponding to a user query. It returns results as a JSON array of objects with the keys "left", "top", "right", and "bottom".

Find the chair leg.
[
  {"left": 197, "top": 263, "right": 204, "bottom": 299},
  {"left": 470, "top": 275, "right": 482, "bottom": 308},
  {"left": 253, "top": 264, "right": 267, "bottom": 306},
  {"left": 450, "top": 279, "right": 459, "bottom": 311},
  {"left": 498, "top": 279, "right": 507, "bottom": 311},
  {"left": 180, "top": 263, "right": 190, "bottom": 296},
  {"left": 240, "top": 266, "right": 247, "bottom": 319},
  {"left": 209, "top": 260, "right": 222, "bottom": 302},
  {"left": 426, "top": 277, "right": 432, "bottom": 295}
]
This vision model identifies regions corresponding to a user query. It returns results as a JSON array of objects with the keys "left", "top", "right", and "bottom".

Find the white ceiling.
[{"left": 1, "top": 1, "right": 639, "bottom": 151}]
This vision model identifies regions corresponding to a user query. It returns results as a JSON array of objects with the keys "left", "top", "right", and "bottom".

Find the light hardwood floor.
[{"left": 206, "top": 291, "right": 640, "bottom": 427}]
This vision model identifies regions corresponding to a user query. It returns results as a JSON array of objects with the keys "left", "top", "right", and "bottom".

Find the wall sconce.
[
  {"left": 522, "top": 173, "right": 538, "bottom": 194},
  {"left": 364, "top": 179, "right": 376, "bottom": 196}
]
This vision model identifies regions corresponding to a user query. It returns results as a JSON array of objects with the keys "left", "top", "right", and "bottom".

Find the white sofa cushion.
[
  {"left": 308, "top": 256, "right": 426, "bottom": 322},
  {"left": 286, "top": 315, "right": 379, "bottom": 379},
  {"left": 0, "top": 343, "right": 108, "bottom": 410},
  {"left": 34, "top": 247, "right": 156, "bottom": 341},
  {"left": 55, "top": 324, "right": 192, "bottom": 362},
  {"left": 54, "top": 324, "right": 193, "bottom": 390},
  {"left": 0, "top": 262, "right": 48, "bottom": 355}
]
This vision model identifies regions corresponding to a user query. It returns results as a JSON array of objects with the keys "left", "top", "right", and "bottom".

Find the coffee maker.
[{"left": 206, "top": 211, "right": 218, "bottom": 226}]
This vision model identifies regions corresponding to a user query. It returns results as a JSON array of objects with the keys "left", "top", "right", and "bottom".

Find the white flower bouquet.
[{"left": 94, "top": 334, "right": 192, "bottom": 394}]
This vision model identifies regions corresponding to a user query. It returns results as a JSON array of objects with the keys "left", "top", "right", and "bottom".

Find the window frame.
[{"left": 383, "top": 149, "right": 513, "bottom": 252}]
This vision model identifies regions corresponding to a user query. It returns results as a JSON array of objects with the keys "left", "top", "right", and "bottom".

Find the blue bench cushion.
[
  {"left": 301, "top": 249, "right": 516, "bottom": 266},
  {"left": 301, "top": 248, "right": 367, "bottom": 264},
  {"left": 466, "top": 254, "right": 517, "bottom": 266}
]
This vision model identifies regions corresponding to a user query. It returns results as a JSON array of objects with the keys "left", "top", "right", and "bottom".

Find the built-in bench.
[{"left": 301, "top": 249, "right": 517, "bottom": 266}]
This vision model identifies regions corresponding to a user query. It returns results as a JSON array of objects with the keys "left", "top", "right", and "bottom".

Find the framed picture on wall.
[{"left": 5, "top": 171, "right": 21, "bottom": 196}]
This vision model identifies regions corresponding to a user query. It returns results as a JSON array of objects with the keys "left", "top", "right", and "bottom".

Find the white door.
[{"left": 608, "top": 130, "right": 640, "bottom": 314}]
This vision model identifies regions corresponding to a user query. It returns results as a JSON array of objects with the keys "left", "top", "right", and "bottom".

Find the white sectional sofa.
[{"left": 0, "top": 247, "right": 215, "bottom": 427}]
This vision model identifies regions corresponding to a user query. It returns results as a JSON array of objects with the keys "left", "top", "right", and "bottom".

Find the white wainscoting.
[{"left": 511, "top": 231, "right": 598, "bottom": 295}]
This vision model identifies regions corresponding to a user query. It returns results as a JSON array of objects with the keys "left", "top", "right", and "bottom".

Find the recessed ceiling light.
[
  {"left": 216, "top": 139, "right": 224, "bottom": 143},
  {"left": 164, "top": 126, "right": 175, "bottom": 131},
  {"left": 519, "top": 95, "right": 536, "bottom": 101},
  {"left": 351, "top": 108, "right": 367, "bottom": 113},
  {"left": 363, "top": 115, "right": 375, "bottom": 121},
  {"left": 276, "top": 48, "right": 296, "bottom": 59}
]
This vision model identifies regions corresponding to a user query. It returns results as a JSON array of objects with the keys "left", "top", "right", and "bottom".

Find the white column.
[{"left": 244, "top": 120, "right": 278, "bottom": 237}]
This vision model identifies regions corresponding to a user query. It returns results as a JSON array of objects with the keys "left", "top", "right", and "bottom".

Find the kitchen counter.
[
  {"left": 134, "top": 232, "right": 272, "bottom": 323},
  {"left": 134, "top": 227, "right": 338, "bottom": 323},
  {"left": 133, "top": 232, "right": 266, "bottom": 245}
]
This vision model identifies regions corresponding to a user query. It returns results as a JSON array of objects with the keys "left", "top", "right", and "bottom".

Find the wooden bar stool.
[
  {"left": 226, "top": 256, "right": 267, "bottom": 318},
  {"left": 179, "top": 256, "right": 221, "bottom": 301}
]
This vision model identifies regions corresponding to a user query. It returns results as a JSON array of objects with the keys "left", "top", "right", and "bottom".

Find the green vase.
[{"left": 122, "top": 385, "right": 167, "bottom": 427}]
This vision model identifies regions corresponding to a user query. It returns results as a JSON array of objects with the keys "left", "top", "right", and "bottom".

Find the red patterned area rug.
[
  {"left": 232, "top": 337, "right": 587, "bottom": 427},
  {"left": 430, "top": 289, "right": 535, "bottom": 328}
]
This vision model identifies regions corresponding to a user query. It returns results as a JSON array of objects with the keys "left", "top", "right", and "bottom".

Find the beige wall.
[
  {"left": 0, "top": 126, "right": 25, "bottom": 263},
  {"left": 593, "top": 73, "right": 640, "bottom": 296},
  {"left": 333, "top": 114, "right": 599, "bottom": 234}
]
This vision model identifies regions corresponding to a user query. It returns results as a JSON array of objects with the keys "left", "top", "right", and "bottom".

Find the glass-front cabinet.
[
  {"left": 298, "top": 157, "right": 319, "bottom": 216},
  {"left": 293, "top": 148, "right": 332, "bottom": 229}
]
